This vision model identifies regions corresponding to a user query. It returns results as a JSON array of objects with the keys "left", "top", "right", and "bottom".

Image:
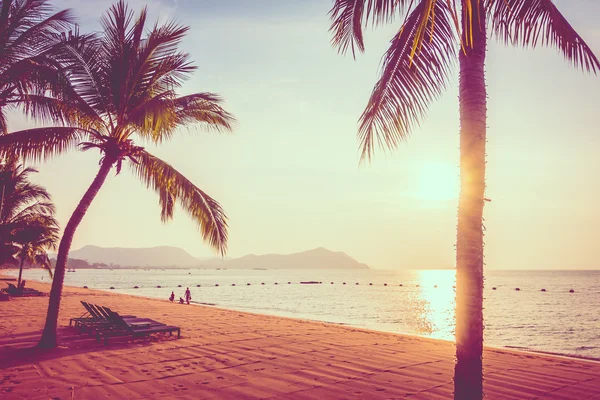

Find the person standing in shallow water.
[
  {"left": 185, "top": 288, "right": 191, "bottom": 305},
  {"left": 169, "top": 292, "right": 175, "bottom": 302}
]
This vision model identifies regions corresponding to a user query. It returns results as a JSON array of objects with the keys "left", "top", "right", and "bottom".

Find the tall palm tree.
[
  {"left": 0, "top": 0, "right": 75, "bottom": 134},
  {"left": 0, "top": 158, "right": 58, "bottom": 284},
  {"left": 0, "top": 1, "right": 234, "bottom": 348},
  {"left": 328, "top": 1, "right": 599, "bottom": 398}
]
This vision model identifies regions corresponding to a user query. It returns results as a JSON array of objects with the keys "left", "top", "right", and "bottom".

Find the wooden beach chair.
[
  {"left": 73, "top": 303, "right": 139, "bottom": 333},
  {"left": 69, "top": 301, "right": 99, "bottom": 326},
  {"left": 96, "top": 311, "right": 180, "bottom": 345}
]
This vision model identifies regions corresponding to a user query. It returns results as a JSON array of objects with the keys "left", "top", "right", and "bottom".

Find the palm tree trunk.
[
  {"left": 454, "top": 2, "right": 487, "bottom": 399},
  {"left": 17, "top": 253, "right": 25, "bottom": 289},
  {"left": 38, "top": 157, "right": 114, "bottom": 349}
]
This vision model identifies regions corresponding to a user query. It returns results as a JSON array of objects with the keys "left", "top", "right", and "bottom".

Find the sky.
[{"left": 8, "top": 0, "right": 600, "bottom": 270}]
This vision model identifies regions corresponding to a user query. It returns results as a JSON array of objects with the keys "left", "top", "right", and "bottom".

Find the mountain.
[
  {"left": 200, "top": 247, "right": 369, "bottom": 270},
  {"left": 68, "top": 245, "right": 199, "bottom": 267}
]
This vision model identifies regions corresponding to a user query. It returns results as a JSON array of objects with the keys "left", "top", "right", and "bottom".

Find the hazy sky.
[{"left": 10, "top": 0, "right": 600, "bottom": 270}]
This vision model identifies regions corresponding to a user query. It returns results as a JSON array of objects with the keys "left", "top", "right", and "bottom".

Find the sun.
[{"left": 415, "top": 162, "right": 459, "bottom": 201}]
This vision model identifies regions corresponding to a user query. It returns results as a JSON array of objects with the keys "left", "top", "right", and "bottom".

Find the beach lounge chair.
[
  {"left": 73, "top": 303, "right": 139, "bottom": 333},
  {"left": 96, "top": 311, "right": 180, "bottom": 345},
  {"left": 71, "top": 302, "right": 113, "bottom": 328},
  {"left": 69, "top": 301, "right": 97, "bottom": 326}
]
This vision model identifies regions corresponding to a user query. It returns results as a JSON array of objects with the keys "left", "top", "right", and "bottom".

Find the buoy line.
[{"left": 83, "top": 283, "right": 579, "bottom": 293}]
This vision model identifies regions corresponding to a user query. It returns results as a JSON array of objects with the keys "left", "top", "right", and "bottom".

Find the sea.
[{"left": 7, "top": 268, "right": 600, "bottom": 360}]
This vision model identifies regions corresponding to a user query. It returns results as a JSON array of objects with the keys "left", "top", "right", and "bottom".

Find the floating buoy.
[
  {"left": 196, "top": 284, "right": 201, "bottom": 287},
  {"left": 331, "top": 282, "right": 334, "bottom": 284},
  {"left": 110, "top": 287, "right": 115, "bottom": 290},
  {"left": 83, "top": 285, "right": 88, "bottom": 289},
  {"left": 261, "top": 282, "right": 265, "bottom": 285},
  {"left": 343, "top": 282, "right": 346, "bottom": 285},
  {"left": 569, "top": 289, "right": 575, "bottom": 293},
  {"left": 215, "top": 284, "right": 219, "bottom": 287},
  {"left": 231, "top": 284, "right": 236, "bottom": 286},
  {"left": 356, "top": 283, "right": 359, "bottom": 285},
  {"left": 369, "top": 283, "right": 373, "bottom": 286},
  {"left": 134, "top": 286, "right": 139, "bottom": 289},
  {"left": 515, "top": 288, "right": 521, "bottom": 291},
  {"left": 416, "top": 284, "right": 420, "bottom": 287},
  {"left": 178, "top": 284, "right": 182, "bottom": 288},
  {"left": 188, "top": 272, "right": 191, "bottom": 275},
  {"left": 384, "top": 283, "right": 387, "bottom": 286},
  {"left": 157, "top": 285, "right": 161, "bottom": 288},
  {"left": 274, "top": 282, "right": 278, "bottom": 285},
  {"left": 492, "top": 287, "right": 496, "bottom": 290},
  {"left": 399, "top": 284, "right": 403, "bottom": 287},
  {"left": 541, "top": 288, "right": 546, "bottom": 292},
  {"left": 434, "top": 285, "right": 438, "bottom": 288},
  {"left": 288, "top": 282, "right": 291, "bottom": 284},
  {"left": 247, "top": 283, "right": 251, "bottom": 286}
]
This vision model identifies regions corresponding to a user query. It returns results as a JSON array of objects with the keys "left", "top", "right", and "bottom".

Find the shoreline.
[
  {"left": 2, "top": 274, "right": 600, "bottom": 398},
  {"left": 3, "top": 269, "right": 599, "bottom": 364}
]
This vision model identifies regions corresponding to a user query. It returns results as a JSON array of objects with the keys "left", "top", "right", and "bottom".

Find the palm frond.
[
  {"left": 56, "top": 31, "right": 113, "bottom": 125},
  {"left": 329, "top": 0, "right": 368, "bottom": 58},
  {"left": 173, "top": 93, "right": 235, "bottom": 133},
  {"left": 329, "top": 0, "right": 407, "bottom": 58},
  {"left": 130, "top": 92, "right": 235, "bottom": 143},
  {"left": 130, "top": 150, "right": 228, "bottom": 255},
  {"left": 358, "top": 0, "right": 458, "bottom": 161},
  {"left": 5, "top": 8, "right": 74, "bottom": 56},
  {"left": 0, "top": 127, "right": 89, "bottom": 162},
  {"left": 8, "top": 201, "right": 55, "bottom": 223},
  {"left": 488, "top": 0, "right": 600, "bottom": 73},
  {"left": 0, "top": 0, "right": 74, "bottom": 61}
]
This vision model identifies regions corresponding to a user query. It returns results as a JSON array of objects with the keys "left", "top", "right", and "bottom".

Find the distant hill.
[
  {"left": 68, "top": 245, "right": 199, "bottom": 267},
  {"left": 200, "top": 247, "right": 369, "bottom": 270}
]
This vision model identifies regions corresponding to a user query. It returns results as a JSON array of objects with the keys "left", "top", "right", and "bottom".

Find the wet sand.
[{"left": 1, "top": 277, "right": 599, "bottom": 399}]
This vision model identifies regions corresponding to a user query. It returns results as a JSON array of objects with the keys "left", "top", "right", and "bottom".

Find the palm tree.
[
  {"left": 0, "top": 0, "right": 76, "bottom": 134},
  {"left": 328, "top": 1, "right": 599, "bottom": 398},
  {"left": 0, "top": 158, "right": 58, "bottom": 284},
  {"left": 12, "top": 214, "right": 58, "bottom": 287},
  {"left": 0, "top": 1, "right": 234, "bottom": 348}
]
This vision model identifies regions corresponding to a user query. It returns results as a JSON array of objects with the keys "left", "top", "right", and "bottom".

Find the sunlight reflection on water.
[{"left": 414, "top": 270, "right": 456, "bottom": 340}]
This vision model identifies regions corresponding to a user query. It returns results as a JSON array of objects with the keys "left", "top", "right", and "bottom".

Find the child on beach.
[
  {"left": 185, "top": 287, "right": 191, "bottom": 305},
  {"left": 169, "top": 292, "right": 175, "bottom": 302},
  {"left": 179, "top": 297, "right": 184, "bottom": 304}
]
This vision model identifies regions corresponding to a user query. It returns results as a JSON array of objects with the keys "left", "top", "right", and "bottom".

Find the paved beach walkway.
[{"left": 1, "top": 278, "right": 599, "bottom": 399}]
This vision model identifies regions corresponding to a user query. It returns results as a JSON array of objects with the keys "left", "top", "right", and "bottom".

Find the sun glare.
[{"left": 415, "top": 162, "right": 459, "bottom": 201}]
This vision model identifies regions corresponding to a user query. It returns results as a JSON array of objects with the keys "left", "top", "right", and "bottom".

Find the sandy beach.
[{"left": 1, "top": 277, "right": 599, "bottom": 399}]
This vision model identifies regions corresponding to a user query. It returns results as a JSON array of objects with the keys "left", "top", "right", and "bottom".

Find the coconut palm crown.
[
  {"left": 329, "top": 1, "right": 598, "bottom": 399},
  {"left": 0, "top": 0, "right": 76, "bottom": 134},
  {"left": 329, "top": 0, "right": 599, "bottom": 160},
  {"left": 0, "top": 1, "right": 234, "bottom": 348}
]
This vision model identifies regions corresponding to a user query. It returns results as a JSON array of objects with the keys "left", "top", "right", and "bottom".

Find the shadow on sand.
[{"left": 0, "top": 326, "right": 179, "bottom": 369}]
